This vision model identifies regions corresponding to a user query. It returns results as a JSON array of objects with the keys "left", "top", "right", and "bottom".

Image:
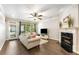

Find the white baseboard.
[
  {"left": 73, "top": 50, "right": 79, "bottom": 54},
  {"left": 48, "top": 37, "right": 59, "bottom": 41}
]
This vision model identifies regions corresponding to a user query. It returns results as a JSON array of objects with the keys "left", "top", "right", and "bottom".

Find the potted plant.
[{"left": 67, "top": 16, "right": 73, "bottom": 28}]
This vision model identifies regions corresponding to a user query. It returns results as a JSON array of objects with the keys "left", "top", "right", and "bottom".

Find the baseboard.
[
  {"left": 48, "top": 38, "right": 59, "bottom": 41},
  {"left": 48, "top": 38, "right": 60, "bottom": 44},
  {"left": 9, "top": 39, "right": 18, "bottom": 41},
  {"left": 73, "top": 50, "right": 79, "bottom": 55}
]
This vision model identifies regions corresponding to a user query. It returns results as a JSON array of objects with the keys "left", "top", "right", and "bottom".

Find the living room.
[{"left": 0, "top": 4, "right": 79, "bottom": 55}]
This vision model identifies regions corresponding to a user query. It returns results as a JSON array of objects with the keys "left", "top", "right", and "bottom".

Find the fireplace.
[{"left": 61, "top": 32, "right": 73, "bottom": 52}]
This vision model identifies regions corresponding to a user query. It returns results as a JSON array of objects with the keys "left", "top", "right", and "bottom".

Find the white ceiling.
[{"left": 1, "top": 4, "right": 71, "bottom": 21}]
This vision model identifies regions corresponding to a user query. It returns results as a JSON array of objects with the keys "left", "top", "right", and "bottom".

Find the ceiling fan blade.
[
  {"left": 30, "top": 12, "right": 38, "bottom": 17},
  {"left": 38, "top": 15, "right": 43, "bottom": 17},
  {"left": 38, "top": 18, "right": 42, "bottom": 20},
  {"left": 30, "top": 13, "right": 34, "bottom": 16},
  {"left": 34, "top": 12, "right": 38, "bottom": 17}
]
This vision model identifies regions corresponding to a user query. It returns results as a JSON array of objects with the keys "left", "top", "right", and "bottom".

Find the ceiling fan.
[{"left": 29, "top": 12, "right": 43, "bottom": 20}]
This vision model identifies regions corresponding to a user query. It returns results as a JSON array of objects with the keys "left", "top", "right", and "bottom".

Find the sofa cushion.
[
  {"left": 30, "top": 32, "right": 37, "bottom": 38},
  {"left": 28, "top": 36, "right": 40, "bottom": 42}
]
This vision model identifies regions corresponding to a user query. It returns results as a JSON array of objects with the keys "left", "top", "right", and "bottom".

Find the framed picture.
[{"left": 60, "top": 15, "right": 73, "bottom": 28}]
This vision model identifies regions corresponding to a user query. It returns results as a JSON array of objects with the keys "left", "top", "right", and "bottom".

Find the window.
[{"left": 25, "top": 22, "right": 36, "bottom": 32}]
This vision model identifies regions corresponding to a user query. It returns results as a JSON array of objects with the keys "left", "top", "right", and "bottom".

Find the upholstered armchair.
[{"left": 19, "top": 32, "right": 41, "bottom": 49}]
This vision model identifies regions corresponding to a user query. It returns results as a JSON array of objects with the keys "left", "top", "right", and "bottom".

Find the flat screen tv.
[{"left": 41, "top": 28, "right": 47, "bottom": 34}]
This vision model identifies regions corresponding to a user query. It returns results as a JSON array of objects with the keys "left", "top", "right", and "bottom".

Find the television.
[{"left": 41, "top": 28, "right": 47, "bottom": 34}]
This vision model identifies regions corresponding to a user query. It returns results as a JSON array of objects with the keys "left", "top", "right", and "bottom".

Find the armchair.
[{"left": 19, "top": 32, "right": 41, "bottom": 49}]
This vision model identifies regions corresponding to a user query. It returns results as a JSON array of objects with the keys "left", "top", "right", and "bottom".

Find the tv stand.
[{"left": 40, "top": 34, "right": 48, "bottom": 40}]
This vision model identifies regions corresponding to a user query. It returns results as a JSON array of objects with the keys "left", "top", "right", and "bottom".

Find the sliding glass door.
[{"left": 9, "top": 24, "right": 16, "bottom": 39}]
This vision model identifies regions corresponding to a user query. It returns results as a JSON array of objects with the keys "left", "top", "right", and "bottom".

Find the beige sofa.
[{"left": 19, "top": 33, "right": 41, "bottom": 49}]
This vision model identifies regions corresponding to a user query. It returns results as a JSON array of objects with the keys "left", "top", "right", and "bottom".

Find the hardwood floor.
[{"left": 0, "top": 39, "right": 77, "bottom": 55}]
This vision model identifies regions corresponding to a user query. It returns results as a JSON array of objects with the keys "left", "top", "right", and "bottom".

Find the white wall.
[
  {"left": 37, "top": 17, "right": 59, "bottom": 40},
  {"left": 0, "top": 12, "right": 6, "bottom": 50},
  {"left": 59, "top": 5, "right": 79, "bottom": 28}
]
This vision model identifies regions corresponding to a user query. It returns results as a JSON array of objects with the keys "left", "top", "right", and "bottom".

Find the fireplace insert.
[{"left": 61, "top": 32, "right": 73, "bottom": 52}]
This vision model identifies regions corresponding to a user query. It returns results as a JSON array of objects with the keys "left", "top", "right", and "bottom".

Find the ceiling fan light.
[{"left": 34, "top": 19, "right": 36, "bottom": 20}]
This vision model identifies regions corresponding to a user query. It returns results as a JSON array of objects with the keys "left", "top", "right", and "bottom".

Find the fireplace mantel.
[{"left": 59, "top": 28, "right": 79, "bottom": 54}]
